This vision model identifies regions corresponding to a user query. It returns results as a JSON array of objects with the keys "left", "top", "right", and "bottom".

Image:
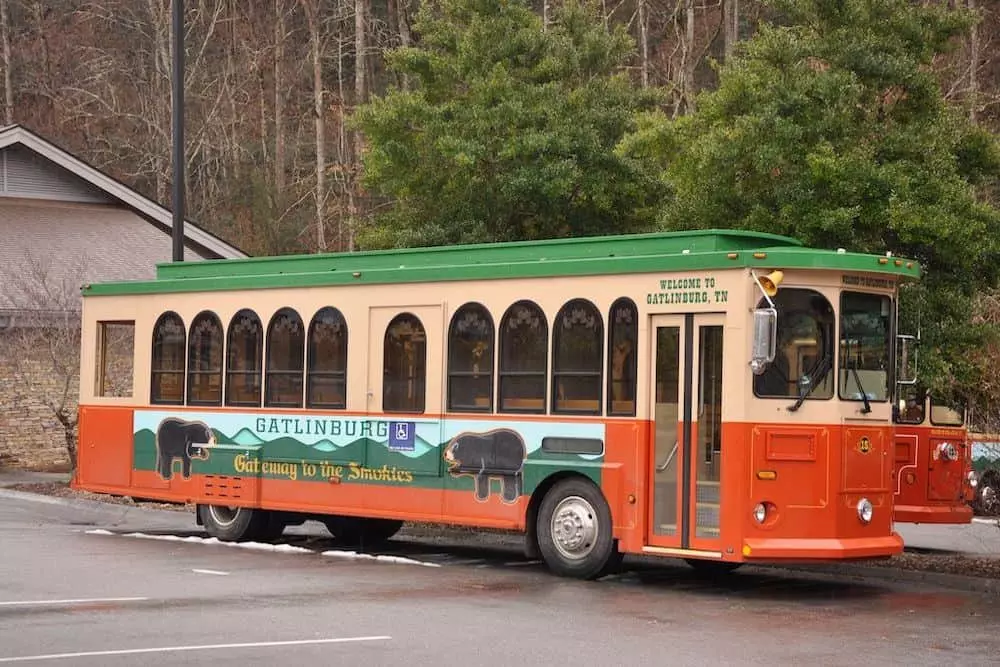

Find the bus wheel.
[
  {"left": 322, "top": 516, "right": 403, "bottom": 547},
  {"left": 199, "top": 505, "right": 278, "bottom": 542},
  {"left": 685, "top": 559, "right": 742, "bottom": 576},
  {"left": 976, "top": 470, "right": 1000, "bottom": 516},
  {"left": 536, "top": 477, "right": 616, "bottom": 579}
]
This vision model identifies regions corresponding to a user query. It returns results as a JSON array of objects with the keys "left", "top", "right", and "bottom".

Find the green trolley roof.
[{"left": 81, "top": 229, "right": 920, "bottom": 297}]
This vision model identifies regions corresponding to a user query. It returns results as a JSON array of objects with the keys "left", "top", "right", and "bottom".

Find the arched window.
[
  {"left": 151, "top": 311, "right": 185, "bottom": 404},
  {"left": 226, "top": 309, "right": 262, "bottom": 407},
  {"left": 498, "top": 300, "right": 547, "bottom": 413},
  {"left": 552, "top": 299, "right": 603, "bottom": 415},
  {"left": 265, "top": 308, "right": 305, "bottom": 407},
  {"left": 307, "top": 307, "right": 348, "bottom": 409},
  {"left": 383, "top": 313, "right": 426, "bottom": 413},
  {"left": 607, "top": 298, "right": 638, "bottom": 416},
  {"left": 187, "top": 311, "right": 223, "bottom": 405},
  {"left": 447, "top": 303, "right": 494, "bottom": 412}
]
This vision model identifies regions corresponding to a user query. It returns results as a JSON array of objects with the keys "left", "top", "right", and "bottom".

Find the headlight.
[
  {"left": 857, "top": 498, "right": 873, "bottom": 524},
  {"left": 937, "top": 442, "right": 958, "bottom": 461},
  {"left": 753, "top": 503, "right": 767, "bottom": 523},
  {"left": 968, "top": 470, "right": 979, "bottom": 488}
]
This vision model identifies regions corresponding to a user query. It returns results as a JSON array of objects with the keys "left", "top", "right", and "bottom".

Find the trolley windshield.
[{"left": 839, "top": 292, "right": 892, "bottom": 407}]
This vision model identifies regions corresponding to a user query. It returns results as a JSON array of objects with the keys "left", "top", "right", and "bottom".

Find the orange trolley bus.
[
  {"left": 73, "top": 229, "right": 917, "bottom": 579},
  {"left": 891, "top": 383, "right": 975, "bottom": 524}
]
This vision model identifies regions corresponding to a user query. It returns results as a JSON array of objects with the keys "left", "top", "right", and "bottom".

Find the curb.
[{"left": 764, "top": 562, "right": 1000, "bottom": 596}]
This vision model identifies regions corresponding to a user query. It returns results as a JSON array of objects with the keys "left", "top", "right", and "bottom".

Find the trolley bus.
[
  {"left": 73, "top": 229, "right": 917, "bottom": 579},
  {"left": 892, "top": 384, "right": 975, "bottom": 523}
]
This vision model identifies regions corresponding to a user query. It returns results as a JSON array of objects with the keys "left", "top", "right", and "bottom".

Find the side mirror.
[
  {"left": 750, "top": 307, "right": 777, "bottom": 375},
  {"left": 896, "top": 333, "right": 917, "bottom": 385}
]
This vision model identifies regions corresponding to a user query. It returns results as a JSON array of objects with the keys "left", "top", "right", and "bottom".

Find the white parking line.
[
  {"left": 0, "top": 636, "right": 392, "bottom": 663},
  {"left": 971, "top": 517, "right": 998, "bottom": 525},
  {"left": 0, "top": 597, "right": 148, "bottom": 607},
  {"left": 191, "top": 569, "right": 230, "bottom": 576}
]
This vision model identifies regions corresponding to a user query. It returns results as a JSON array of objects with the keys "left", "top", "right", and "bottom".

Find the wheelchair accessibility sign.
[{"left": 388, "top": 421, "right": 416, "bottom": 451}]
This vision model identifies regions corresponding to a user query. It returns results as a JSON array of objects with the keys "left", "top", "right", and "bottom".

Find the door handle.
[{"left": 657, "top": 441, "right": 679, "bottom": 472}]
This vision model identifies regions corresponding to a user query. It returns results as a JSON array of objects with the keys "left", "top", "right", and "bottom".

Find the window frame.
[
  {"left": 264, "top": 307, "right": 305, "bottom": 408},
  {"left": 383, "top": 312, "right": 428, "bottom": 414},
  {"left": 186, "top": 310, "right": 224, "bottom": 406},
  {"left": 306, "top": 306, "right": 348, "bottom": 410},
  {"left": 606, "top": 297, "right": 638, "bottom": 417},
  {"left": 497, "top": 300, "right": 548, "bottom": 415},
  {"left": 225, "top": 309, "right": 263, "bottom": 407},
  {"left": 150, "top": 311, "right": 186, "bottom": 405},
  {"left": 551, "top": 298, "right": 603, "bottom": 416},
  {"left": 447, "top": 302, "right": 495, "bottom": 413}
]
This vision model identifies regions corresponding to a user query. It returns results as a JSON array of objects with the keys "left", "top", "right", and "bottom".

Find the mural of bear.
[
  {"left": 155, "top": 417, "right": 215, "bottom": 480},
  {"left": 443, "top": 428, "right": 527, "bottom": 503}
]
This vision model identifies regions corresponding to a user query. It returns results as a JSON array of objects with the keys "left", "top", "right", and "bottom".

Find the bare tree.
[
  {"left": 0, "top": 250, "right": 96, "bottom": 471},
  {"left": 0, "top": 0, "right": 12, "bottom": 124}
]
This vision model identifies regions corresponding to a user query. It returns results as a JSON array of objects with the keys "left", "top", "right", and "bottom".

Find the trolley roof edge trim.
[
  {"left": 81, "top": 247, "right": 921, "bottom": 298},
  {"left": 152, "top": 228, "right": 807, "bottom": 282}
]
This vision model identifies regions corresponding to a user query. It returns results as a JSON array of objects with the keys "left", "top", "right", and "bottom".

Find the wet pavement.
[{"left": 1, "top": 489, "right": 999, "bottom": 665}]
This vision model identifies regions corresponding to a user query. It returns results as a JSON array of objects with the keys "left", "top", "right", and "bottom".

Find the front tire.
[
  {"left": 536, "top": 477, "right": 617, "bottom": 579},
  {"left": 199, "top": 505, "right": 283, "bottom": 542},
  {"left": 975, "top": 470, "right": 1000, "bottom": 516}
]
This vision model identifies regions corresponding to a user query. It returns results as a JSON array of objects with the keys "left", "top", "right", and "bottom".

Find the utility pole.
[{"left": 171, "top": 0, "right": 185, "bottom": 262}]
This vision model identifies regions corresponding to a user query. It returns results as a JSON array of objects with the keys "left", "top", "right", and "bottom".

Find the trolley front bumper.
[{"left": 741, "top": 532, "right": 904, "bottom": 561}]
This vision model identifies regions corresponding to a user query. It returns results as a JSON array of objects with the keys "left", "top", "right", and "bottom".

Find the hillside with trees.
[{"left": 4, "top": 0, "right": 1000, "bottom": 427}]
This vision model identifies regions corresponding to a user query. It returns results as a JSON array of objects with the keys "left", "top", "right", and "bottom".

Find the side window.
[
  {"left": 498, "top": 300, "right": 547, "bottom": 413},
  {"left": 265, "top": 307, "right": 304, "bottom": 407},
  {"left": 187, "top": 311, "right": 223, "bottom": 406},
  {"left": 226, "top": 309, "right": 263, "bottom": 407},
  {"left": 552, "top": 298, "right": 603, "bottom": 415},
  {"left": 307, "top": 307, "right": 348, "bottom": 409},
  {"left": 151, "top": 312, "right": 185, "bottom": 404},
  {"left": 930, "top": 393, "right": 964, "bottom": 426},
  {"left": 896, "top": 383, "right": 926, "bottom": 424},
  {"left": 96, "top": 321, "right": 135, "bottom": 398},
  {"left": 753, "top": 289, "right": 835, "bottom": 400},
  {"left": 383, "top": 313, "right": 426, "bottom": 413},
  {"left": 447, "top": 303, "right": 494, "bottom": 412},
  {"left": 607, "top": 298, "right": 638, "bottom": 416}
]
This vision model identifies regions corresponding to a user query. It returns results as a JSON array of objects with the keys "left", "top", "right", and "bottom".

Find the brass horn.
[{"left": 758, "top": 270, "right": 784, "bottom": 296}]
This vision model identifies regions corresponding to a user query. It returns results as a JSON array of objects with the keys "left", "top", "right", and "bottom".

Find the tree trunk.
[
  {"left": 685, "top": 0, "right": 696, "bottom": 113},
  {"left": 350, "top": 0, "right": 369, "bottom": 252},
  {"left": 302, "top": 0, "right": 327, "bottom": 251},
  {"left": 968, "top": 0, "right": 979, "bottom": 122},
  {"left": 0, "top": 0, "right": 12, "bottom": 125},
  {"left": 724, "top": 0, "right": 738, "bottom": 60},
  {"left": 638, "top": 0, "right": 648, "bottom": 88},
  {"left": 274, "top": 0, "right": 287, "bottom": 193}
]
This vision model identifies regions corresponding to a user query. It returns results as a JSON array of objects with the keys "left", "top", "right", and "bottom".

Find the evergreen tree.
[
  {"left": 353, "top": 0, "right": 665, "bottom": 248},
  {"left": 624, "top": 0, "right": 1000, "bottom": 399}
]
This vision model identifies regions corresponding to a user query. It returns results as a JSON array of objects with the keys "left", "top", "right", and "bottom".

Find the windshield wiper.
[
  {"left": 849, "top": 359, "right": 872, "bottom": 414},
  {"left": 787, "top": 355, "right": 832, "bottom": 412}
]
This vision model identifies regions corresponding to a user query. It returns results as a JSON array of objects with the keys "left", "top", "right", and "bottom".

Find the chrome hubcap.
[
  {"left": 208, "top": 505, "right": 241, "bottom": 527},
  {"left": 551, "top": 495, "right": 598, "bottom": 560}
]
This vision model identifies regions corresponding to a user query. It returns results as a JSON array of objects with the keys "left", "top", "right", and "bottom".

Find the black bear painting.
[
  {"left": 155, "top": 417, "right": 215, "bottom": 480},
  {"left": 443, "top": 428, "right": 527, "bottom": 503}
]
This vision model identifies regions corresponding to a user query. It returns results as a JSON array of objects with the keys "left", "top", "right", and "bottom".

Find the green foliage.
[
  {"left": 353, "top": 0, "right": 665, "bottom": 248},
  {"left": 632, "top": 0, "right": 1000, "bottom": 400}
]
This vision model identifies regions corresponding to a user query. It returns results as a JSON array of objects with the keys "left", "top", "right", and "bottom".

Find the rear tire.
[
  {"left": 199, "top": 505, "right": 282, "bottom": 542},
  {"left": 536, "top": 477, "right": 617, "bottom": 579},
  {"left": 322, "top": 516, "right": 403, "bottom": 547}
]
